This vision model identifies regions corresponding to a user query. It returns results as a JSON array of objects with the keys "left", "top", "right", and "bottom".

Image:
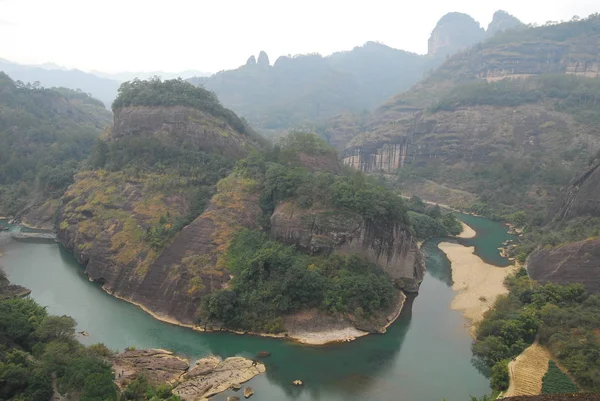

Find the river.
[{"left": 0, "top": 215, "right": 515, "bottom": 401}]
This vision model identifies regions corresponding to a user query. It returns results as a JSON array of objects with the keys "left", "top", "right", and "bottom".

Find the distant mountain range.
[
  {"left": 0, "top": 59, "right": 211, "bottom": 107},
  {"left": 0, "top": 9, "right": 523, "bottom": 118},
  {"left": 188, "top": 10, "right": 524, "bottom": 135}
]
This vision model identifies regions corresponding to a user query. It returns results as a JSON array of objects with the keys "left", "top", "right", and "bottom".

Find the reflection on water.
[{"left": 0, "top": 215, "right": 509, "bottom": 401}]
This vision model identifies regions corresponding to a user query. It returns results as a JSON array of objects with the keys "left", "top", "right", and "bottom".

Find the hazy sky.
[{"left": 0, "top": 0, "right": 597, "bottom": 73}]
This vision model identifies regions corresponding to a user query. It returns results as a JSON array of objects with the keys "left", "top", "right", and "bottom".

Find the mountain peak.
[
  {"left": 257, "top": 51, "right": 270, "bottom": 67},
  {"left": 486, "top": 10, "right": 524, "bottom": 37},
  {"left": 246, "top": 55, "right": 256, "bottom": 66},
  {"left": 427, "top": 12, "right": 485, "bottom": 58}
]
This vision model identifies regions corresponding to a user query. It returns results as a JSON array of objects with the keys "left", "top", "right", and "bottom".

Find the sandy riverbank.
[
  {"left": 438, "top": 242, "right": 517, "bottom": 332},
  {"left": 457, "top": 222, "right": 476, "bottom": 239}
]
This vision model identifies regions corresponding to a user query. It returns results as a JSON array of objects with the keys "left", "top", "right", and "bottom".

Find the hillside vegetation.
[
  {"left": 0, "top": 72, "right": 111, "bottom": 218},
  {"left": 472, "top": 269, "right": 600, "bottom": 393},
  {"left": 189, "top": 43, "right": 438, "bottom": 134},
  {"left": 0, "top": 291, "right": 181, "bottom": 400},
  {"left": 201, "top": 133, "right": 417, "bottom": 332}
]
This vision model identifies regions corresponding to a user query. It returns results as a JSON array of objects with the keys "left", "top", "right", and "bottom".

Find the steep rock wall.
[
  {"left": 58, "top": 174, "right": 262, "bottom": 324},
  {"left": 527, "top": 238, "right": 600, "bottom": 294},
  {"left": 343, "top": 105, "right": 582, "bottom": 174},
  {"left": 550, "top": 161, "right": 600, "bottom": 222},
  {"left": 269, "top": 202, "right": 425, "bottom": 292}
]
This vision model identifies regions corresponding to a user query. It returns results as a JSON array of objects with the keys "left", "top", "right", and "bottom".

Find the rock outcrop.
[
  {"left": 486, "top": 10, "right": 524, "bottom": 38},
  {"left": 527, "top": 238, "right": 600, "bottom": 294},
  {"left": 257, "top": 51, "right": 270, "bottom": 67},
  {"left": 173, "top": 357, "right": 265, "bottom": 401},
  {"left": 113, "top": 349, "right": 266, "bottom": 401},
  {"left": 427, "top": 12, "right": 485, "bottom": 58},
  {"left": 0, "top": 270, "right": 31, "bottom": 300},
  {"left": 58, "top": 172, "right": 262, "bottom": 324},
  {"left": 270, "top": 202, "right": 424, "bottom": 291},
  {"left": 113, "top": 349, "right": 190, "bottom": 386},
  {"left": 549, "top": 161, "right": 600, "bottom": 222},
  {"left": 526, "top": 159, "right": 600, "bottom": 293}
]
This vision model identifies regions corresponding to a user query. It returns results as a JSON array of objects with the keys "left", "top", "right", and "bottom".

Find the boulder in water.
[
  {"left": 243, "top": 387, "right": 254, "bottom": 398},
  {"left": 256, "top": 351, "right": 271, "bottom": 358}
]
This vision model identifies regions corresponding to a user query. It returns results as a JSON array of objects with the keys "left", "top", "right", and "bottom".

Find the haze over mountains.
[{"left": 1, "top": 10, "right": 523, "bottom": 117}]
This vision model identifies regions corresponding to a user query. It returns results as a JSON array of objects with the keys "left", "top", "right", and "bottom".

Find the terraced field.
[{"left": 505, "top": 343, "right": 551, "bottom": 397}]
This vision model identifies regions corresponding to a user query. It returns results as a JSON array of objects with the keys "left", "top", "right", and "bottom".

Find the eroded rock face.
[
  {"left": 270, "top": 202, "right": 425, "bottom": 292},
  {"left": 58, "top": 173, "right": 262, "bottom": 324},
  {"left": 550, "top": 161, "right": 600, "bottom": 222},
  {"left": 113, "top": 349, "right": 190, "bottom": 387},
  {"left": 113, "top": 350, "right": 266, "bottom": 401},
  {"left": 173, "top": 357, "right": 265, "bottom": 401},
  {"left": 527, "top": 238, "right": 600, "bottom": 293},
  {"left": 343, "top": 105, "right": 586, "bottom": 174}
]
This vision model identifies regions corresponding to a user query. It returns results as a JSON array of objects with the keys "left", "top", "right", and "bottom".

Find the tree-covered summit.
[{"left": 112, "top": 77, "right": 253, "bottom": 136}]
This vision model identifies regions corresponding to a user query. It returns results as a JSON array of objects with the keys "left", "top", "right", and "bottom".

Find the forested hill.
[
  {"left": 0, "top": 58, "right": 120, "bottom": 107},
  {"left": 188, "top": 43, "right": 436, "bottom": 134},
  {"left": 337, "top": 14, "right": 600, "bottom": 224},
  {"left": 0, "top": 72, "right": 111, "bottom": 223},
  {"left": 188, "top": 10, "right": 522, "bottom": 136}
]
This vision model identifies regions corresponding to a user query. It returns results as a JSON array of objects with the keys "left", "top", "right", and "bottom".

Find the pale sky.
[{"left": 0, "top": 0, "right": 597, "bottom": 74}]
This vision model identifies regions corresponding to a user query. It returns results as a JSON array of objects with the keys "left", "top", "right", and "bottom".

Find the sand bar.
[
  {"left": 438, "top": 242, "right": 517, "bottom": 331},
  {"left": 457, "top": 222, "right": 476, "bottom": 239}
]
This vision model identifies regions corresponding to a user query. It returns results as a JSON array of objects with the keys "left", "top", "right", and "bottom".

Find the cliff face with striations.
[
  {"left": 527, "top": 238, "right": 600, "bottom": 294},
  {"left": 58, "top": 171, "right": 262, "bottom": 323},
  {"left": 549, "top": 161, "right": 600, "bottom": 222},
  {"left": 270, "top": 202, "right": 425, "bottom": 291},
  {"left": 526, "top": 159, "right": 600, "bottom": 293}
]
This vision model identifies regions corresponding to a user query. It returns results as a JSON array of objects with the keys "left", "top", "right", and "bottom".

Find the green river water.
[{"left": 0, "top": 215, "right": 515, "bottom": 401}]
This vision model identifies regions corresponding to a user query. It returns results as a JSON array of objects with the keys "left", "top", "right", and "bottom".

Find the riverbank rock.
[
  {"left": 0, "top": 272, "right": 32, "bottom": 300},
  {"left": 113, "top": 349, "right": 190, "bottom": 387},
  {"left": 243, "top": 387, "right": 254, "bottom": 398},
  {"left": 227, "top": 397, "right": 240, "bottom": 401},
  {"left": 172, "top": 357, "right": 265, "bottom": 401}
]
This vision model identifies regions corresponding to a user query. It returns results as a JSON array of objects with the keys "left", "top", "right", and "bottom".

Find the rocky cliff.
[
  {"left": 526, "top": 159, "right": 600, "bottom": 293},
  {"left": 58, "top": 81, "right": 424, "bottom": 335},
  {"left": 528, "top": 238, "right": 600, "bottom": 294},
  {"left": 549, "top": 160, "right": 600, "bottom": 222},
  {"left": 270, "top": 202, "right": 424, "bottom": 291},
  {"left": 58, "top": 171, "right": 262, "bottom": 324},
  {"left": 486, "top": 10, "right": 524, "bottom": 38},
  {"left": 57, "top": 78, "right": 263, "bottom": 324},
  {"left": 427, "top": 12, "right": 485, "bottom": 58}
]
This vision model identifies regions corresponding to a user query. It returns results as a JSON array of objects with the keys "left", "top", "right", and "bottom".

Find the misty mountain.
[
  {"left": 0, "top": 58, "right": 120, "bottom": 107},
  {"left": 91, "top": 69, "right": 212, "bottom": 82},
  {"left": 189, "top": 43, "right": 439, "bottom": 133},
  {"left": 189, "top": 10, "right": 523, "bottom": 135}
]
